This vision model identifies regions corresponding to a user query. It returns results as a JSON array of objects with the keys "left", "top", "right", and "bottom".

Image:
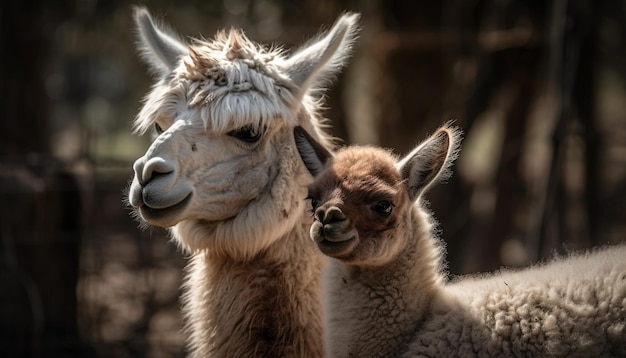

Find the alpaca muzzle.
[
  {"left": 128, "top": 154, "right": 193, "bottom": 226},
  {"left": 309, "top": 205, "right": 359, "bottom": 257}
]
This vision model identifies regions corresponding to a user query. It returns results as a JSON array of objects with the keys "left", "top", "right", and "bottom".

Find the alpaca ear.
[
  {"left": 133, "top": 6, "right": 188, "bottom": 76},
  {"left": 397, "top": 127, "right": 460, "bottom": 202},
  {"left": 294, "top": 126, "right": 333, "bottom": 177},
  {"left": 284, "top": 13, "right": 360, "bottom": 98}
]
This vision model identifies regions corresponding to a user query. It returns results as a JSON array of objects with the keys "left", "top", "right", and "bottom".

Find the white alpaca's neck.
[
  {"left": 183, "top": 222, "right": 325, "bottom": 358},
  {"left": 324, "top": 205, "right": 445, "bottom": 358}
]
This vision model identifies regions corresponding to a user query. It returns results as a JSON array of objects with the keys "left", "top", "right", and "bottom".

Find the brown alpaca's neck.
[
  {"left": 352, "top": 206, "right": 443, "bottom": 299},
  {"left": 403, "top": 209, "right": 445, "bottom": 322},
  {"left": 337, "top": 207, "right": 444, "bottom": 357},
  {"left": 183, "top": 223, "right": 325, "bottom": 358}
]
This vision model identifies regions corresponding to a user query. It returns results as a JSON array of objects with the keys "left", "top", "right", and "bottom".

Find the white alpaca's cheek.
[
  {"left": 186, "top": 177, "right": 265, "bottom": 220},
  {"left": 234, "top": 165, "right": 270, "bottom": 197}
]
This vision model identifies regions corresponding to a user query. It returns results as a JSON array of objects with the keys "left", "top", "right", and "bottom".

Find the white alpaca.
[
  {"left": 127, "top": 7, "right": 359, "bottom": 357},
  {"left": 294, "top": 125, "right": 626, "bottom": 357}
]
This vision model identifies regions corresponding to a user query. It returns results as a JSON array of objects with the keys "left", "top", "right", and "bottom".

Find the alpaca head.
[
  {"left": 294, "top": 125, "right": 460, "bottom": 265},
  {"left": 127, "top": 7, "right": 359, "bottom": 258}
]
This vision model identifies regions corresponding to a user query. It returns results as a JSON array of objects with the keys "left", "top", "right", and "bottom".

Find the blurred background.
[{"left": 1, "top": 0, "right": 625, "bottom": 356}]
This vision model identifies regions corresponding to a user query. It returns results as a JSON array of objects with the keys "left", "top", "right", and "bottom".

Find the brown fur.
[
  {"left": 300, "top": 126, "right": 626, "bottom": 358},
  {"left": 307, "top": 146, "right": 410, "bottom": 264},
  {"left": 296, "top": 126, "right": 457, "bottom": 357}
]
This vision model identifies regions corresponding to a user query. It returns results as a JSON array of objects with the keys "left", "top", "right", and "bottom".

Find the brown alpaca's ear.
[
  {"left": 294, "top": 126, "right": 333, "bottom": 177},
  {"left": 397, "top": 126, "right": 461, "bottom": 202}
]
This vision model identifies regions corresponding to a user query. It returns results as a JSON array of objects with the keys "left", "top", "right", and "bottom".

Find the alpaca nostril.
[
  {"left": 316, "top": 206, "right": 345, "bottom": 225},
  {"left": 326, "top": 206, "right": 346, "bottom": 223},
  {"left": 140, "top": 157, "right": 175, "bottom": 184}
]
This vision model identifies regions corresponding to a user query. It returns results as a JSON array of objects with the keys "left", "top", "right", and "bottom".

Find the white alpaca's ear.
[
  {"left": 397, "top": 126, "right": 461, "bottom": 202},
  {"left": 294, "top": 126, "right": 333, "bottom": 177},
  {"left": 133, "top": 6, "right": 188, "bottom": 76},
  {"left": 284, "top": 13, "right": 360, "bottom": 98}
]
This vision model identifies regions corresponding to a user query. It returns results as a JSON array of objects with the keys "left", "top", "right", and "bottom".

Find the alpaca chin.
[
  {"left": 316, "top": 236, "right": 358, "bottom": 258},
  {"left": 135, "top": 194, "right": 192, "bottom": 228},
  {"left": 172, "top": 193, "right": 308, "bottom": 260}
]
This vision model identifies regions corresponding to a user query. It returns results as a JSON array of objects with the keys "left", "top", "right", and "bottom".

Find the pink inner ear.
[
  {"left": 427, "top": 130, "right": 451, "bottom": 179},
  {"left": 398, "top": 126, "right": 460, "bottom": 201}
]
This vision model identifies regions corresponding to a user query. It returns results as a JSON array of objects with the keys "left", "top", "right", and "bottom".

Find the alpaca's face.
[
  {"left": 128, "top": 60, "right": 294, "bottom": 230},
  {"left": 297, "top": 124, "right": 459, "bottom": 266},
  {"left": 127, "top": 9, "right": 359, "bottom": 256},
  {"left": 306, "top": 147, "right": 410, "bottom": 265},
  {"left": 129, "top": 97, "right": 290, "bottom": 226}
]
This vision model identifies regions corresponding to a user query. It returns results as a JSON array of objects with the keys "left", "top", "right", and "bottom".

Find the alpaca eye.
[
  {"left": 305, "top": 194, "right": 319, "bottom": 211},
  {"left": 154, "top": 123, "right": 164, "bottom": 134},
  {"left": 371, "top": 200, "right": 393, "bottom": 217},
  {"left": 228, "top": 125, "right": 263, "bottom": 143}
]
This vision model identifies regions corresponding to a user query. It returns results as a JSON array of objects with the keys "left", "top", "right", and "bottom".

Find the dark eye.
[
  {"left": 155, "top": 123, "right": 164, "bottom": 134},
  {"left": 228, "top": 125, "right": 263, "bottom": 143},
  {"left": 305, "top": 193, "right": 320, "bottom": 211},
  {"left": 371, "top": 200, "right": 393, "bottom": 217}
]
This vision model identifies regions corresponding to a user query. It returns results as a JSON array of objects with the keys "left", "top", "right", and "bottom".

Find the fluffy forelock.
[
  {"left": 333, "top": 146, "right": 402, "bottom": 192},
  {"left": 134, "top": 28, "right": 306, "bottom": 135}
]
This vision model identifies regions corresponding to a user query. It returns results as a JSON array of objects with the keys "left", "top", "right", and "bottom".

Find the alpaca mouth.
[
  {"left": 311, "top": 222, "right": 358, "bottom": 256},
  {"left": 138, "top": 193, "right": 192, "bottom": 226},
  {"left": 317, "top": 235, "right": 358, "bottom": 257}
]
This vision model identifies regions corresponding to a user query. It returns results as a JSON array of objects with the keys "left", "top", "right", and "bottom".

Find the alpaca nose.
[
  {"left": 315, "top": 206, "right": 346, "bottom": 225},
  {"left": 133, "top": 157, "right": 175, "bottom": 185}
]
